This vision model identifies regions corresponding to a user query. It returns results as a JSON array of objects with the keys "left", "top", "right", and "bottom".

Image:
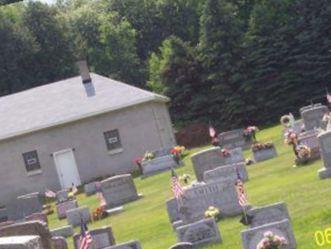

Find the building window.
[
  {"left": 104, "top": 129, "right": 122, "bottom": 152},
  {"left": 22, "top": 150, "right": 41, "bottom": 172}
]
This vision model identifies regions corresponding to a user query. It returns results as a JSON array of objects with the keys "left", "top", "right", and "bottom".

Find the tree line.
[{"left": 1, "top": 0, "right": 331, "bottom": 130}]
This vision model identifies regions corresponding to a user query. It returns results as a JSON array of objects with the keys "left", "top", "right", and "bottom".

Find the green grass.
[{"left": 48, "top": 124, "right": 330, "bottom": 249}]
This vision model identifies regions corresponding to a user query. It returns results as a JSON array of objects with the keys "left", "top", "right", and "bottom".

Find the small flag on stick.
[
  {"left": 235, "top": 169, "right": 248, "bottom": 207},
  {"left": 171, "top": 168, "right": 184, "bottom": 200},
  {"left": 79, "top": 220, "right": 93, "bottom": 249}
]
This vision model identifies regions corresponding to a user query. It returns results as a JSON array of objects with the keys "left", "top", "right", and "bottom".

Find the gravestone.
[
  {"left": 0, "top": 208, "right": 7, "bottom": 223},
  {"left": 203, "top": 162, "right": 248, "bottom": 183},
  {"left": 101, "top": 174, "right": 139, "bottom": 208},
  {"left": 247, "top": 202, "right": 290, "bottom": 228},
  {"left": 169, "top": 242, "right": 193, "bottom": 249},
  {"left": 218, "top": 129, "right": 252, "bottom": 149},
  {"left": 84, "top": 182, "right": 98, "bottom": 196},
  {"left": 241, "top": 219, "right": 296, "bottom": 249},
  {"left": 176, "top": 218, "right": 221, "bottom": 246},
  {"left": 51, "top": 225, "right": 74, "bottom": 238},
  {"left": 191, "top": 147, "right": 244, "bottom": 181},
  {"left": 318, "top": 130, "right": 331, "bottom": 179},
  {"left": 0, "top": 221, "right": 52, "bottom": 249},
  {"left": 66, "top": 207, "right": 90, "bottom": 227},
  {"left": 25, "top": 213, "right": 48, "bottom": 225},
  {"left": 0, "top": 235, "right": 43, "bottom": 249},
  {"left": 179, "top": 180, "right": 242, "bottom": 223},
  {"left": 166, "top": 198, "right": 180, "bottom": 223},
  {"left": 56, "top": 190, "right": 69, "bottom": 204},
  {"left": 252, "top": 145, "right": 278, "bottom": 162},
  {"left": 16, "top": 193, "right": 43, "bottom": 218},
  {"left": 73, "top": 226, "right": 115, "bottom": 249},
  {"left": 56, "top": 200, "right": 78, "bottom": 219},
  {"left": 104, "top": 240, "right": 141, "bottom": 249},
  {"left": 142, "top": 155, "right": 180, "bottom": 177},
  {"left": 52, "top": 236, "right": 68, "bottom": 249},
  {"left": 173, "top": 220, "right": 185, "bottom": 230},
  {"left": 301, "top": 104, "right": 328, "bottom": 131},
  {"left": 298, "top": 130, "right": 320, "bottom": 159}
]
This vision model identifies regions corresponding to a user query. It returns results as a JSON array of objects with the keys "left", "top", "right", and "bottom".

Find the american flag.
[
  {"left": 79, "top": 221, "right": 93, "bottom": 249},
  {"left": 171, "top": 168, "right": 184, "bottom": 200},
  {"left": 327, "top": 93, "right": 331, "bottom": 103},
  {"left": 209, "top": 125, "right": 216, "bottom": 138},
  {"left": 235, "top": 168, "right": 248, "bottom": 207},
  {"left": 45, "top": 189, "right": 56, "bottom": 198}
]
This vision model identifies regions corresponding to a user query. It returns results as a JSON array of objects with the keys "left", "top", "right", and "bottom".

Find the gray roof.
[{"left": 0, "top": 73, "right": 168, "bottom": 141}]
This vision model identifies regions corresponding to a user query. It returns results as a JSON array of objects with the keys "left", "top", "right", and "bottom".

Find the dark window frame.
[
  {"left": 22, "top": 150, "right": 41, "bottom": 172},
  {"left": 103, "top": 129, "right": 122, "bottom": 151}
]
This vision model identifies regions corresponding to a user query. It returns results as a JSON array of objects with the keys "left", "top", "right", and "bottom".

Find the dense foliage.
[{"left": 0, "top": 0, "right": 330, "bottom": 129}]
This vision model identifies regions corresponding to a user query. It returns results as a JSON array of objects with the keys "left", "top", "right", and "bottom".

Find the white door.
[{"left": 53, "top": 149, "right": 81, "bottom": 189}]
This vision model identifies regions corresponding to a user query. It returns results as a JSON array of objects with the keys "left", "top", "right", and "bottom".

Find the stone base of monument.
[
  {"left": 103, "top": 240, "right": 141, "bottom": 249},
  {"left": 141, "top": 156, "right": 183, "bottom": 178},
  {"left": 106, "top": 206, "right": 124, "bottom": 216},
  {"left": 176, "top": 218, "right": 222, "bottom": 247},
  {"left": 0, "top": 235, "right": 43, "bottom": 249},
  {"left": 253, "top": 147, "right": 278, "bottom": 162},
  {"left": 318, "top": 167, "right": 331, "bottom": 179}
]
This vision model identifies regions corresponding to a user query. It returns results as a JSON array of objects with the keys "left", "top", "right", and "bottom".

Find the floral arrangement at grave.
[
  {"left": 284, "top": 131, "right": 297, "bottom": 146},
  {"left": 245, "top": 158, "right": 255, "bottom": 166},
  {"left": 170, "top": 146, "right": 186, "bottom": 158},
  {"left": 257, "top": 231, "right": 287, "bottom": 249},
  {"left": 243, "top": 126, "right": 259, "bottom": 142},
  {"left": 251, "top": 142, "right": 274, "bottom": 152},
  {"left": 280, "top": 114, "right": 292, "bottom": 128},
  {"left": 221, "top": 148, "right": 231, "bottom": 157},
  {"left": 295, "top": 144, "right": 311, "bottom": 166},
  {"left": 204, "top": 206, "right": 221, "bottom": 221},
  {"left": 92, "top": 206, "right": 107, "bottom": 221},
  {"left": 142, "top": 151, "right": 155, "bottom": 161},
  {"left": 179, "top": 174, "right": 191, "bottom": 185}
]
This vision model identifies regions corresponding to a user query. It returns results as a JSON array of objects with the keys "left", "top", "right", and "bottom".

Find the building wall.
[{"left": 0, "top": 101, "right": 175, "bottom": 206}]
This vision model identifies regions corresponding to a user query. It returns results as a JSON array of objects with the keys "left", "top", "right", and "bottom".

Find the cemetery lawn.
[{"left": 48, "top": 124, "right": 330, "bottom": 249}]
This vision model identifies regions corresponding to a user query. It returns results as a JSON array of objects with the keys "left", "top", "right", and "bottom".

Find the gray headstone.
[
  {"left": 241, "top": 219, "right": 296, "bottom": 249},
  {"left": 142, "top": 155, "right": 180, "bottom": 177},
  {"left": 16, "top": 193, "right": 43, "bottom": 218},
  {"left": 66, "top": 207, "right": 90, "bottom": 227},
  {"left": 298, "top": 130, "right": 320, "bottom": 159},
  {"left": 73, "top": 226, "right": 115, "bottom": 249},
  {"left": 56, "top": 200, "right": 78, "bottom": 219},
  {"left": 176, "top": 218, "right": 222, "bottom": 246},
  {"left": 103, "top": 240, "right": 141, "bottom": 249},
  {"left": 84, "top": 182, "right": 98, "bottom": 196},
  {"left": 191, "top": 147, "right": 244, "bottom": 181},
  {"left": 172, "top": 220, "right": 185, "bottom": 231},
  {"left": 203, "top": 162, "right": 248, "bottom": 183},
  {"left": 218, "top": 129, "right": 252, "bottom": 149},
  {"left": 0, "top": 235, "right": 43, "bottom": 249},
  {"left": 252, "top": 145, "right": 278, "bottom": 162},
  {"left": 179, "top": 180, "right": 242, "bottom": 223},
  {"left": 318, "top": 130, "right": 331, "bottom": 179},
  {"left": 247, "top": 202, "right": 290, "bottom": 228},
  {"left": 166, "top": 198, "right": 180, "bottom": 223},
  {"left": 152, "top": 147, "right": 172, "bottom": 157},
  {"left": 169, "top": 242, "right": 193, "bottom": 249},
  {"left": 52, "top": 236, "right": 68, "bottom": 249},
  {"left": 301, "top": 104, "right": 328, "bottom": 131},
  {"left": 56, "top": 191, "right": 69, "bottom": 204},
  {"left": 101, "top": 174, "right": 139, "bottom": 208},
  {"left": 283, "top": 120, "right": 303, "bottom": 137},
  {"left": 0, "top": 221, "right": 52, "bottom": 249},
  {"left": 51, "top": 225, "right": 74, "bottom": 238}
]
